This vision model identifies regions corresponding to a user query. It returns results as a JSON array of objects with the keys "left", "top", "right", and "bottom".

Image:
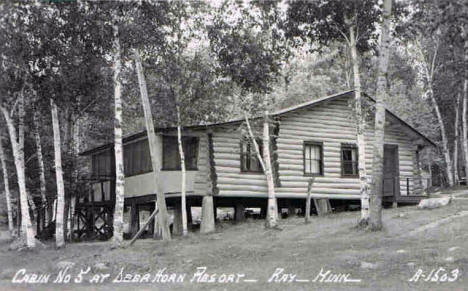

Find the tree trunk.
[
  {"left": 176, "top": 105, "right": 188, "bottom": 237},
  {"left": 463, "top": 77, "right": 468, "bottom": 182},
  {"left": 429, "top": 90, "right": 454, "bottom": 187},
  {"left": 244, "top": 112, "right": 278, "bottom": 228},
  {"left": 200, "top": 134, "right": 215, "bottom": 234},
  {"left": 454, "top": 94, "right": 460, "bottom": 184},
  {"left": 0, "top": 106, "right": 35, "bottom": 248},
  {"left": 0, "top": 133, "right": 14, "bottom": 235},
  {"left": 33, "top": 110, "right": 49, "bottom": 226},
  {"left": 69, "top": 111, "right": 80, "bottom": 240},
  {"left": 368, "top": 0, "right": 392, "bottom": 230},
  {"left": 18, "top": 93, "right": 36, "bottom": 223},
  {"left": 112, "top": 24, "right": 126, "bottom": 247},
  {"left": 262, "top": 112, "right": 279, "bottom": 228},
  {"left": 349, "top": 24, "right": 369, "bottom": 225},
  {"left": 133, "top": 49, "right": 171, "bottom": 241},
  {"left": 50, "top": 99, "right": 65, "bottom": 248}
]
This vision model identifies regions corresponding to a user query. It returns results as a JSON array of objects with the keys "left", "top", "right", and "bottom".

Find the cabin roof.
[{"left": 79, "top": 90, "right": 436, "bottom": 156}]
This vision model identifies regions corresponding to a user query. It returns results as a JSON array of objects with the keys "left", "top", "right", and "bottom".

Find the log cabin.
[{"left": 75, "top": 90, "right": 435, "bottom": 240}]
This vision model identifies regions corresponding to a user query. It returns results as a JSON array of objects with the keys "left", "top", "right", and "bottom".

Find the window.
[
  {"left": 240, "top": 138, "right": 263, "bottom": 172},
  {"left": 341, "top": 144, "right": 358, "bottom": 176},
  {"left": 303, "top": 141, "right": 323, "bottom": 176},
  {"left": 124, "top": 139, "right": 152, "bottom": 176},
  {"left": 162, "top": 136, "right": 199, "bottom": 170},
  {"left": 92, "top": 150, "right": 113, "bottom": 177}
]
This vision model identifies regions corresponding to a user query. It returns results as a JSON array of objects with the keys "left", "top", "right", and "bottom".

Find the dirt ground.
[{"left": 1, "top": 191, "right": 468, "bottom": 291}]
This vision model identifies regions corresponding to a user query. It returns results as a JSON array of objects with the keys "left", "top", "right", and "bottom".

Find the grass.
[{"left": 1, "top": 194, "right": 468, "bottom": 291}]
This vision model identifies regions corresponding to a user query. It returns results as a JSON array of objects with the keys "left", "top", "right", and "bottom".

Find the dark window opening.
[
  {"left": 124, "top": 139, "right": 152, "bottom": 177},
  {"left": 92, "top": 150, "right": 113, "bottom": 177},
  {"left": 341, "top": 144, "right": 358, "bottom": 176},
  {"left": 304, "top": 141, "right": 323, "bottom": 176},
  {"left": 162, "top": 136, "right": 199, "bottom": 170},
  {"left": 240, "top": 138, "right": 263, "bottom": 172}
]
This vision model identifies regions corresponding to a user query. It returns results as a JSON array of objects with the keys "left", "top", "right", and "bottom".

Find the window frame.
[
  {"left": 341, "top": 143, "right": 359, "bottom": 177},
  {"left": 303, "top": 141, "right": 324, "bottom": 177},
  {"left": 240, "top": 137, "right": 264, "bottom": 173},
  {"left": 161, "top": 135, "right": 199, "bottom": 171}
]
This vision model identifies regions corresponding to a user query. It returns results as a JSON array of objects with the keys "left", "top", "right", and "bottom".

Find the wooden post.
[
  {"left": 234, "top": 203, "right": 246, "bottom": 222},
  {"left": 173, "top": 204, "right": 183, "bottom": 236},
  {"left": 305, "top": 178, "right": 315, "bottom": 223},
  {"left": 186, "top": 202, "right": 192, "bottom": 226},
  {"left": 130, "top": 203, "right": 139, "bottom": 237},
  {"left": 260, "top": 205, "right": 267, "bottom": 219},
  {"left": 287, "top": 204, "right": 296, "bottom": 217}
]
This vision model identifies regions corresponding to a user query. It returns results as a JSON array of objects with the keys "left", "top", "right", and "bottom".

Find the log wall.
[
  {"left": 212, "top": 96, "right": 421, "bottom": 199},
  {"left": 194, "top": 134, "right": 210, "bottom": 195}
]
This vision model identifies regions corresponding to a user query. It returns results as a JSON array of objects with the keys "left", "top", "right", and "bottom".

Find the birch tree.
[
  {"left": 453, "top": 94, "right": 461, "bottom": 184},
  {"left": 411, "top": 38, "right": 454, "bottom": 187},
  {"left": 0, "top": 105, "right": 35, "bottom": 248},
  {"left": 461, "top": 25, "right": 468, "bottom": 182},
  {"left": 209, "top": 2, "right": 287, "bottom": 228},
  {"left": 0, "top": 133, "right": 14, "bottom": 235},
  {"left": 368, "top": 0, "right": 392, "bottom": 230},
  {"left": 50, "top": 99, "right": 65, "bottom": 248},
  {"left": 33, "top": 108, "right": 48, "bottom": 226},
  {"left": 111, "top": 21, "right": 126, "bottom": 247},
  {"left": 133, "top": 50, "right": 171, "bottom": 241},
  {"left": 286, "top": 0, "right": 381, "bottom": 225},
  {"left": 243, "top": 112, "right": 279, "bottom": 228}
]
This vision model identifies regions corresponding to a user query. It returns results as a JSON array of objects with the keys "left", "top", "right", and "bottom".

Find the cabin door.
[{"left": 383, "top": 145, "right": 400, "bottom": 197}]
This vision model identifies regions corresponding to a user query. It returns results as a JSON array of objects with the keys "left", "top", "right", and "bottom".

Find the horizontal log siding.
[
  {"left": 275, "top": 97, "right": 417, "bottom": 198},
  {"left": 194, "top": 134, "right": 210, "bottom": 195},
  {"left": 212, "top": 97, "right": 419, "bottom": 199},
  {"left": 212, "top": 127, "right": 268, "bottom": 197}
]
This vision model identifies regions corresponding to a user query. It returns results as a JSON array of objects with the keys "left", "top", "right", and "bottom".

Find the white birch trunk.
[
  {"left": 0, "top": 134, "right": 14, "bottom": 235},
  {"left": 112, "top": 23, "right": 125, "bottom": 246},
  {"left": 33, "top": 110, "right": 48, "bottom": 226},
  {"left": 429, "top": 88, "right": 454, "bottom": 187},
  {"left": 368, "top": 0, "right": 391, "bottom": 230},
  {"left": 454, "top": 94, "right": 460, "bottom": 184},
  {"left": 133, "top": 49, "right": 171, "bottom": 241},
  {"left": 349, "top": 24, "right": 369, "bottom": 223},
  {"left": 243, "top": 112, "right": 278, "bottom": 228},
  {"left": 18, "top": 93, "right": 36, "bottom": 222},
  {"left": 1, "top": 106, "right": 35, "bottom": 248},
  {"left": 176, "top": 106, "right": 188, "bottom": 237},
  {"left": 50, "top": 99, "right": 65, "bottom": 248},
  {"left": 462, "top": 31, "right": 468, "bottom": 182},
  {"left": 463, "top": 78, "right": 468, "bottom": 182},
  {"left": 262, "top": 111, "right": 278, "bottom": 228}
]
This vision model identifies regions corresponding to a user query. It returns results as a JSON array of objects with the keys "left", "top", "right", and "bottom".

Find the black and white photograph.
[{"left": 0, "top": 0, "right": 466, "bottom": 290}]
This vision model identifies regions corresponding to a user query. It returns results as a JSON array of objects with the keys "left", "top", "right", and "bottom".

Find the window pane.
[
  {"left": 341, "top": 145, "right": 358, "bottom": 176},
  {"left": 343, "top": 149, "right": 352, "bottom": 161},
  {"left": 304, "top": 144, "right": 322, "bottom": 175},
  {"left": 343, "top": 161, "right": 354, "bottom": 175},
  {"left": 240, "top": 138, "right": 263, "bottom": 172},
  {"left": 311, "top": 160, "right": 320, "bottom": 173},
  {"left": 162, "top": 136, "right": 198, "bottom": 170},
  {"left": 163, "top": 136, "right": 179, "bottom": 170},
  {"left": 304, "top": 159, "right": 311, "bottom": 174}
]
